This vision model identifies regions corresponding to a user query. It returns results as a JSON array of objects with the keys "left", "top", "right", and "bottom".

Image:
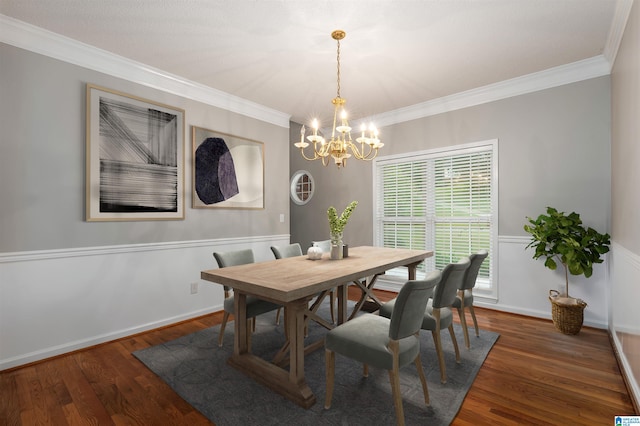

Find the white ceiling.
[{"left": 0, "top": 1, "right": 621, "bottom": 125}]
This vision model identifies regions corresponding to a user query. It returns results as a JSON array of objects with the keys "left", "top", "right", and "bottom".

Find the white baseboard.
[
  {"left": 0, "top": 235, "right": 290, "bottom": 371},
  {"left": 0, "top": 306, "right": 219, "bottom": 371}
]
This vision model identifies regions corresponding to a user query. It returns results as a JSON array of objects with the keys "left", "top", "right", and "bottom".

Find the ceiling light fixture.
[{"left": 295, "top": 30, "right": 383, "bottom": 168}]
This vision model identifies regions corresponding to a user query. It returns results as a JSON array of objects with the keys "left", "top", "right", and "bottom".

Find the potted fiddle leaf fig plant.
[{"left": 523, "top": 207, "right": 610, "bottom": 334}]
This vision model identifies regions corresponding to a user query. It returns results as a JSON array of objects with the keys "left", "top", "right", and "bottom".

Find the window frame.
[
  {"left": 290, "top": 170, "right": 315, "bottom": 206},
  {"left": 372, "top": 139, "right": 498, "bottom": 301}
]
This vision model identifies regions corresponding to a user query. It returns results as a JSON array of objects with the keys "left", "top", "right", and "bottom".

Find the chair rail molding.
[
  {"left": 0, "top": 235, "right": 290, "bottom": 371},
  {"left": 375, "top": 235, "right": 607, "bottom": 329}
]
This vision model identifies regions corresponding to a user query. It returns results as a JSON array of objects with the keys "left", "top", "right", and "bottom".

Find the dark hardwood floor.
[{"left": 1, "top": 289, "right": 635, "bottom": 425}]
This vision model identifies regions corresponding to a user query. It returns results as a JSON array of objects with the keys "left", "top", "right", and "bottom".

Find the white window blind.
[{"left": 374, "top": 141, "right": 496, "bottom": 297}]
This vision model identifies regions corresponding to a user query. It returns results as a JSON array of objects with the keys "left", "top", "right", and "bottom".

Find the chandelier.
[{"left": 294, "top": 30, "right": 383, "bottom": 168}]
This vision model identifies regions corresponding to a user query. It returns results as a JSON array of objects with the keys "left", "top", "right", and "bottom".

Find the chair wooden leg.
[
  {"left": 388, "top": 369, "right": 405, "bottom": 426},
  {"left": 457, "top": 293, "right": 471, "bottom": 349},
  {"left": 324, "top": 349, "right": 335, "bottom": 409},
  {"left": 218, "top": 311, "right": 230, "bottom": 347},
  {"left": 388, "top": 340, "right": 405, "bottom": 426},
  {"left": 431, "top": 329, "right": 447, "bottom": 384},
  {"left": 468, "top": 305, "right": 479, "bottom": 337},
  {"left": 448, "top": 324, "right": 461, "bottom": 363},
  {"left": 432, "top": 309, "right": 447, "bottom": 384},
  {"left": 414, "top": 352, "right": 430, "bottom": 406},
  {"left": 275, "top": 307, "right": 282, "bottom": 325},
  {"left": 363, "top": 364, "right": 369, "bottom": 377}
]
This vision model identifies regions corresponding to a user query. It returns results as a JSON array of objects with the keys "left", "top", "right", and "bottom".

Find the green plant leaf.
[
  {"left": 523, "top": 206, "right": 609, "bottom": 292},
  {"left": 544, "top": 257, "right": 557, "bottom": 270}
]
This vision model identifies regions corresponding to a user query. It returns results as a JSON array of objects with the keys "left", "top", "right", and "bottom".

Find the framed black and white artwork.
[
  {"left": 85, "top": 84, "right": 185, "bottom": 221},
  {"left": 192, "top": 126, "right": 264, "bottom": 209}
]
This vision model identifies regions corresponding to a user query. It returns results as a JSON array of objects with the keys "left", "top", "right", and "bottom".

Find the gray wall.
[
  {"left": 0, "top": 43, "right": 291, "bottom": 369},
  {"left": 289, "top": 121, "right": 374, "bottom": 251},
  {"left": 0, "top": 43, "right": 290, "bottom": 253},
  {"left": 612, "top": 2, "right": 640, "bottom": 254},
  {"left": 291, "top": 77, "right": 612, "bottom": 248},
  {"left": 290, "top": 75, "right": 613, "bottom": 337},
  {"left": 610, "top": 0, "right": 640, "bottom": 408}
]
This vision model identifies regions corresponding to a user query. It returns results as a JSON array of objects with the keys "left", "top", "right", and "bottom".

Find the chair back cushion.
[
  {"left": 271, "top": 243, "right": 303, "bottom": 259},
  {"left": 460, "top": 249, "right": 488, "bottom": 290},
  {"left": 388, "top": 271, "right": 441, "bottom": 340},
  {"left": 311, "top": 240, "right": 331, "bottom": 253},
  {"left": 213, "top": 249, "right": 255, "bottom": 292},
  {"left": 432, "top": 257, "right": 471, "bottom": 309}
]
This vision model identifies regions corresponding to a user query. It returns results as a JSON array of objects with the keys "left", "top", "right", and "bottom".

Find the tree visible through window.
[{"left": 374, "top": 141, "right": 496, "bottom": 297}]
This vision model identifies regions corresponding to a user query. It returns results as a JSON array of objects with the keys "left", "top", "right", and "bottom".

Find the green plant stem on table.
[{"left": 327, "top": 201, "right": 358, "bottom": 236}]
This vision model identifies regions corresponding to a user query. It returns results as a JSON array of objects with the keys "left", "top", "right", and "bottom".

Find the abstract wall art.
[
  {"left": 192, "top": 126, "right": 264, "bottom": 209},
  {"left": 86, "top": 84, "right": 185, "bottom": 221}
]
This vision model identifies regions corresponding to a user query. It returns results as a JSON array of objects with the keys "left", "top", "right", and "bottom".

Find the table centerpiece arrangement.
[{"left": 327, "top": 200, "right": 358, "bottom": 260}]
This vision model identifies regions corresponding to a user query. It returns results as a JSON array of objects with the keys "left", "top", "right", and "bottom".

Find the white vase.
[{"left": 330, "top": 232, "right": 343, "bottom": 260}]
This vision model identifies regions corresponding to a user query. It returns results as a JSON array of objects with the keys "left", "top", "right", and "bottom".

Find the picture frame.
[
  {"left": 192, "top": 126, "right": 264, "bottom": 209},
  {"left": 85, "top": 84, "right": 185, "bottom": 221}
]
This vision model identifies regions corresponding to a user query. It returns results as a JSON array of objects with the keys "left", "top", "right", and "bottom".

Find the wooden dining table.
[{"left": 200, "top": 245, "right": 433, "bottom": 408}]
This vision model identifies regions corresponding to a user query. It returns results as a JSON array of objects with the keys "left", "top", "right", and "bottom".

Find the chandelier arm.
[
  {"left": 359, "top": 143, "right": 376, "bottom": 160},
  {"left": 348, "top": 140, "right": 379, "bottom": 161},
  {"left": 348, "top": 141, "right": 366, "bottom": 160},
  {"left": 298, "top": 148, "right": 321, "bottom": 161}
]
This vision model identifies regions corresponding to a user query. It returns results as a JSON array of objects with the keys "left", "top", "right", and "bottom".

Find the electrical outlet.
[{"left": 190, "top": 282, "right": 199, "bottom": 294}]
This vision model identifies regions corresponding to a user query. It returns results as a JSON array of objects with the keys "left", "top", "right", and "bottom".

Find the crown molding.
[
  {"left": 0, "top": 14, "right": 291, "bottom": 128},
  {"left": 369, "top": 55, "right": 612, "bottom": 128},
  {"left": 2, "top": 10, "right": 623, "bottom": 131},
  {"left": 603, "top": 0, "right": 634, "bottom": 66}
]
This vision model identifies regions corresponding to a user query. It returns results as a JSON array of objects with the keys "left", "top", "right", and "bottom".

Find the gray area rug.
[{"left": 134, "top": 301, "right": 499, "bottom": 425}]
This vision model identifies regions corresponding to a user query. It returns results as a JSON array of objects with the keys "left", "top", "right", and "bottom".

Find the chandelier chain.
[{"left": 336, "top": 38, "right": 341, "bottom": 99}]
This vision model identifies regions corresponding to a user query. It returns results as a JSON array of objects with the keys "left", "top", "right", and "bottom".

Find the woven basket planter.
[{"left": 549, "top": 290, "right": 587, "bottom": 335}]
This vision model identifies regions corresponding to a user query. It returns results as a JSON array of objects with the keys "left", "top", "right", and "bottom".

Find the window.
[
  {"left": 373, "top": 140, "right": 497, "bottom": 299},
  {"left": 290, "top": 170, "right": 314, "bottom": 205}
]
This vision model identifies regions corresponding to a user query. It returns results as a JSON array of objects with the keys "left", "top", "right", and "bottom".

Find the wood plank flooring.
[{"left": 0, "top": 290, "right": 635, "bottom": 425}]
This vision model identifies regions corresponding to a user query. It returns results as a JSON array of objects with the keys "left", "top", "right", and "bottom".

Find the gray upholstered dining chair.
[
  {"left": 213, "top": 248, "right": 281, "bottom": 347},
  {"left": 311, "top": 239, "right": 331, "bottom": 253},
  {"left": 270, "top": 243, "right": 303, "bottom": 325},
  {"left": 271, "top": 242, "right": 304, "bottom": 259},
  {"left": 324, "top": 272, "right": 441, "bottom": 426},
  {"left": 380, "top": 257, "right": 470, "bottom": 384},
  {"left": 271, "top": 242, "right": 336, "bottom": 325},
  {"left": 452, "top": 250, "right": 488, "bottom": 349}
]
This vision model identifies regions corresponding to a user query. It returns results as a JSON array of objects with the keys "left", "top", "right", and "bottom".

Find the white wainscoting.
[
  {"left": 375, "top": 236, "right": 610, "bottom": 328},
  {"left": 0, "top": 235, "right": 290, "bottom": 371},
  {"left": 609, "top": 242, "right": 640, "bottom": 410},
  {"left": 487, "top": 236, "right": 609, "bottom": 328}
]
